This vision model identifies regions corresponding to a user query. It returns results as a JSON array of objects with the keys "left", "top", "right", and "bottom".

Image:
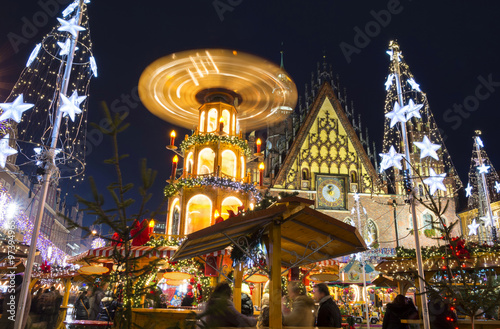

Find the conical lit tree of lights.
[
  {"left": 6, "top": 2, "right": 96, "bottom": 329},
  {"left": 3, "top": 0, "right": 95, "bottom": 183},
  {"left": 381, "top": 42, "right": 461, "bottom": 197},
  {"left": 466, "top": 132, "right": 499, "bottom": 243}
]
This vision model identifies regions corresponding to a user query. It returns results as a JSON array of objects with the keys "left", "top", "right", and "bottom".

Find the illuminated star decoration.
[
  {"left": 26, "top": 43, "right": 41, "bottom": 67},
  {"left": 465, "top": 183, "right": 473, "bottom": 197},
  {"left": 0, "top": 94, "right": 35, "bottom": 123},
  {"left": 404, "top": 99, "right": 423, "bottom": 120},
  {"left": 476, "top": 136, "right": 484, "bottom": 148},
  {"left": 495, "top": 181, "right": 500, "bottom": 193},
  {"left": 407, "top": 78, "right": 421, "bottom": 92},
  {"left": 353, "top": 193, "right": 360, "bottom": 202},
  {"left": 477, "top": 164, "right": 490, "bottom": 174},
  {"left": 385, "top": 102, "right": 408, "bottom": 128},
  {"left": 414, "top": 135, "right": 441, "bottom": 161},
  {"left": 385, "top": 74, "right": 394, "bottom": 91},
  {"left": 379, "top": 146, "right": 404, "bottom": 171},
  {"left": 468, "top": 219, "right": 480, "bottom": 236},
  {"left": 57, "top": 17, "right": 86, "bottom": 37},
  {"left": 386, "top": 49, "right": 401, "bottom": 62},
  {"left": 90, "top": 56, "right": 98, "bottom": 77},
  {"left": 423, "top": 168, "right": 447, "bottom": 195},
  {"left": 59, "top": 91, "right": 86, "bottom": 122},
  {"left": 57, "top": 39, "right": 78, "bottom": 56},
  {"left": 0, "top": 134, "right": 17, "bottom": 168}
]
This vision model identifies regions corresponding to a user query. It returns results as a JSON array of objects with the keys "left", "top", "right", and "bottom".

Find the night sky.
[{"left": 1, "top": 0, "right": 500, "bottom": 227}]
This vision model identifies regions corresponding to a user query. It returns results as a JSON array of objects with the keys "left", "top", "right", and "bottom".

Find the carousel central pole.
[
  {"left": 391, "top": 42, "right": 430, "bottom": 329},
  {"left": 14, "top": 2, "right": 85, "bottom": 328}
]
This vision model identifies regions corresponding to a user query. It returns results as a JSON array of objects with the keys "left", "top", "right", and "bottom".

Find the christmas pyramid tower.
[
  {"left": 0, "top": 0, "right": 95, "bottom": 182},
  {"left": 380, "top": 40, "right": 461, "bottom": 197}
]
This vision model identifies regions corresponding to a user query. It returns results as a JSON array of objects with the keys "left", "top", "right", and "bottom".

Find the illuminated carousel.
[{"left": 139, "top": 49, "right": 297, "bottom": 236}]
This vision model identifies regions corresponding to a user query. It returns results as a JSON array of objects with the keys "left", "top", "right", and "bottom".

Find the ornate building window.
[
  {"left": 198, "top": 148, "right": 215, "bottom": 175},
  {"left": 185, "top": 194, "right": 212, "bottom": 234},
  {"left": 350, "top": 171, "right": 357, "bottom": 184},
  {"left": 302, "top": 168, "right": 309, "bottom": 180},
  {"left": 423, "top": 213, "right": 433, "bottom": 229},
  {"left": 221, "top": 150, "right": 237, "bottom": 177},
  {"left": 221, "top": 196, "right": 242, "bottom": 219},
  {"left": 367, "top": 219, "right": 378, "bottom": 247},
  {"left": 207, "top": 108, "right": 218, "bottom": 132},
  {"left": 240, "top": 156, "right": 245, "bottom": 179}
]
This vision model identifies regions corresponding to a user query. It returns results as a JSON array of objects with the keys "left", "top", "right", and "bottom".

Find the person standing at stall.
[
  {"left": 282, "top": 282, "right": 316, "bottom": 327},
  {"left": 313, "top": 283, "right": 342, "bottom": 328},
  {"left": 75, "top": 288, "right": 90, "bottom": 320}
]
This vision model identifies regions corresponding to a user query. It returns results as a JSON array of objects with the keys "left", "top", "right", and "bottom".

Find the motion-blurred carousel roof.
[{"left": 139, "top": 49, "right": 297, "bottom": 132}]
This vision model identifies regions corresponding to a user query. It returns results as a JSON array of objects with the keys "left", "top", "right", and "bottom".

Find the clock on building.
[{"left": 316, "top": 175, "right": 347, "bottom": 210}]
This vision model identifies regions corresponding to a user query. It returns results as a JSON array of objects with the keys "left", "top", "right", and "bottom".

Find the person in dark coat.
[
  {"left": 313, "top": 283, "right": 342, "bottom": 328},
  {"left": 89, "top": 285, "right": 105, "bottom": 320},
  {"left": 202, "top": 282, "right": 257, "bottom": 327},
  {"left": 75, "top": 289, "right": 90, "bottom": 320},
  {"left": 0, "top": 274, "right": 32, "bottom": 329},
  {"left": 428, "top": 295, "right": 457, "bottom": 329},
  {"left": 96, "top": 291, "right": 120, "bottom": 322},
  {"left": 382, "top": 295, "right": 417, "bottom": 329},
  {"left": 241, "top": 284, "right": 254, "bottom": 316}
]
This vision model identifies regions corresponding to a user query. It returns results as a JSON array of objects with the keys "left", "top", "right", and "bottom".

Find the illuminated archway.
[
  {"left": 186, "top": 152, "right": 194, "bottom": 174},
  {"left": 200, "top": 111, "right": 206, "bottom": 133},
  {"left": 198, "top": 148, "right": 215, "bottom": 175},
  {"left": 169, "top": 198, "right": 180, "bottom": 235},
  {"left": 185, "top": 194, "right": 212, "bottom": 234},
  {"left": 221, "top": 196, "right": 242, "bottom": 219},
  {"left": 221, "top": 149, "right": 237, "bottom": 177},
  {"left": 222, "top": 109, "right": 231, "bottom": 134},
  {"left": 208, "top": 108, "right": 218, "bottom": 132}
]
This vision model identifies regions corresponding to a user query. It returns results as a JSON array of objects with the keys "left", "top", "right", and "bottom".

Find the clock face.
[{"left": 316, "top": 175, "right": 346, "bottom": 209}]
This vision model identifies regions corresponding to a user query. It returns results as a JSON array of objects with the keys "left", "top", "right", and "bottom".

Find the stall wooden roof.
[{"left": 172, "top": 197, "right": 367, "bottom": 266}]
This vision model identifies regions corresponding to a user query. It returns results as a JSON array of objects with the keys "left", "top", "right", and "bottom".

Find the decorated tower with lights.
[
  {"left": 381, "top": 41, "right": 461, "bottom": 198},
  {"left": 463, "top": 131, "right": 500, "bottom": 243},
  {"left": 139, "top": 49, "right": 297, "bottom": 237}
]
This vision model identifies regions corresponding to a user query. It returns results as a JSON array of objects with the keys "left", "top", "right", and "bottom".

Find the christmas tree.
[
  {"left": 381, "top": 41, "right": 461, "bottom": 197},
  {"left": 465, "top": 131, "right": 500, "bottom": 243}
]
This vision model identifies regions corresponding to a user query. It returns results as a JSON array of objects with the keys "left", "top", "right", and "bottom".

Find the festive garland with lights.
[
  {"left": 164, "top": 176, "right": 262, "bottom": 202},
  {"left": 179, "top": 134, "right": 252, "bottom": 157},
  {"left": 395, "top": 240, "right": 500, "bottom": 259}
]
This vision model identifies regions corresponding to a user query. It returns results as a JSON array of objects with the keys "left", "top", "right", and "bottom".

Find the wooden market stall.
[{"left": 171, "top": 197, "right": 368, "bottom": 329}]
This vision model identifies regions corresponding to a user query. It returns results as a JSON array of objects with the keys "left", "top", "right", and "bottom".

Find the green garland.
[
  {"left": 179, "top": 134, "right": 252, "bottom": 157},
  {"left": 164, "top": 176, "right": 262, "bottom": 201},
  {"left": 395, "top": 241, "right": 500, "bottom": 259}
]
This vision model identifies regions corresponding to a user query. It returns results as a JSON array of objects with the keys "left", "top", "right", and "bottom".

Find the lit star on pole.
[
  {"left": 0, "top": 94, "right": 35, "bottom": 123},
  {"left": 57, "top": 39, "right": 78, "bottom": 56},
  {"left": 90, "top": 56, "right": 98, "bottom": 77},
  {"left": 385, "top": 74, "right": 394, "bottom": 90},
  {"left": 465, "top": 183, "right": 473, "bottom": 197},
  {"left": 480, "top": 214, "right": 499, "bottom": 228},
  {"left": 379, "top": 146, "right": 404, "bottom": 171},
  {"left": 0, "top": 134, "right": 17, "bottom": 168},
  {"left": 385, "top": 102, "right": 408, "bottom": 128},
  {"left": 386, "top": 49, "right": 401, "bottom": 62},
  {"left": 404, "top": 99, "right": 423, "bottom": 120},
  {"left": 26, "top": 43, "right": 41, "bottom": 67},
  {"left": 476, "top": 136, "right": 484, "bottom": 148},
  {"left": 477, "top": 164, "right": 490, "bottom": 174},
  {"left": 353, "top": 193, "right": 360, "bottom": 202},
  {"left": 414, "top": 135, "right": 441, "bottom": 161},
  {"left": 407, "top": 78, "right": 421, "bottom": 92},
  {"left": 59, "top": 91, "right": 86, "bottom": 122},
  {"left": 495, "top": 181, "right": 500, "bottom": 193},
  {"left": 423, "top": 168, "right": 447, "bottom": 195},
  {"left": 57, "top": 17, "right": 85, "bottom": 37},
  {"left": 468, "top": 219, "right": 480, "bottom": 236}
]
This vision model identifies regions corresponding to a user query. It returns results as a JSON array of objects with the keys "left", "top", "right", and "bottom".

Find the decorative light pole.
[{"left": 14, "top": 2, "right": 86, "bottom": 328}]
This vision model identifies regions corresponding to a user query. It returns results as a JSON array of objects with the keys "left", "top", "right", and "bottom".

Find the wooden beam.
[
  {"left": 233, "top": 263, "right": 243, "bottom": 312},
  {"left": 290, "top": 218, "right": 360, "bottom": 248},
  {"left": 56, "top": 278, "right": 72, "bottom": 329},
  {"left": 269, "top": 222, "right": 282, "bottom": 329},
  {"left": 281, "top": 235, "right": 331, "bottom": 258}
]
